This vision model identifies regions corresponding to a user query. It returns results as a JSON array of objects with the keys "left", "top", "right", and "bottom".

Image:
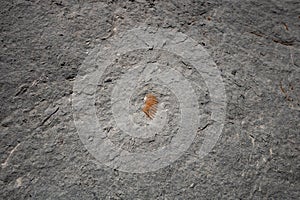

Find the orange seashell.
[{"left": 142, "top": 94, "right": 158, "bottom": 119}]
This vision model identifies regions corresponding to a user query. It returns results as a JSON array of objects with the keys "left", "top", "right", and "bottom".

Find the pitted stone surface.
[{"left": 1, "top": 0, "right": 299, "bottom": 199}]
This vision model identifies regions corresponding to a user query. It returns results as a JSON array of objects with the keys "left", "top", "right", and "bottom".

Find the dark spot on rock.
[
  {"left": 104, "top": 78, "right": 113, "bottom": 83},
  {"left": 231, "top": 70, "right": 237, "bottom": 76}
]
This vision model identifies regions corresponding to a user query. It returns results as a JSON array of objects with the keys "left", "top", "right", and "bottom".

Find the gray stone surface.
[{"left": 1, "top": 0, "right": 299, "bottom": 199}]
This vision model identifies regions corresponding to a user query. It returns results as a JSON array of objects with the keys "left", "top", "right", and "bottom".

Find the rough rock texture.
[{"left": 1, "top": 0, "right": 299, "bottom": 199}]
